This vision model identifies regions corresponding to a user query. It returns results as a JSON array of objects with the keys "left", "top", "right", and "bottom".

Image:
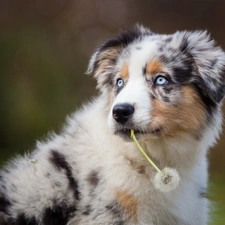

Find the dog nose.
[{"left": 112, "top": 103, "right": 135, "bottom": 124}]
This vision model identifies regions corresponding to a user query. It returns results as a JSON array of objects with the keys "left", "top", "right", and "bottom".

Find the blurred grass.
[
  {"left": 0, "top": 27, "right": 96, "bottom": 152},
  {"left": 209, "top": 174, "right": 225, "bottom": 225}
]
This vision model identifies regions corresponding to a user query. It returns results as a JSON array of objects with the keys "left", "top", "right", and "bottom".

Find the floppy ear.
[
  {"left": 86, "top": 25, "right": 153, "bottom": 90},
  {"left": 184, "top": 31, "right": 225, "bottom": 103}
]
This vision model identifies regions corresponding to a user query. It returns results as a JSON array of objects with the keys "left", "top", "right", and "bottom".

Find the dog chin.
[{"left": 113, "top": 128, "right": 134, "bottom": 141}]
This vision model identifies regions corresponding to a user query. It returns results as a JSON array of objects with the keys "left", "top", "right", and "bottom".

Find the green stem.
[{"left": 130, "top": 129, "right": 162, "bottom": 174}]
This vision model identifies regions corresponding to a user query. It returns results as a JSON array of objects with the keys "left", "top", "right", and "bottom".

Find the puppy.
[{"left": 0, "top": 25, "right": 225, "bottom": 225}]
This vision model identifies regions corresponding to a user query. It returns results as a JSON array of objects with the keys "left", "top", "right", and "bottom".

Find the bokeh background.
[{"left": 0, "top": 0, "right": 224, "bottom": 224}]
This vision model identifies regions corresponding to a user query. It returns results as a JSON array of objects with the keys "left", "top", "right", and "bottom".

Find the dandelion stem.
[{"left": 130, "top": 129, "right": 162, "bottom": 174}]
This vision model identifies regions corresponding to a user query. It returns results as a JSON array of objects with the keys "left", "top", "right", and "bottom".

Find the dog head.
[{"left": 87, "top": 25, "right": 225, "bottom": 140}]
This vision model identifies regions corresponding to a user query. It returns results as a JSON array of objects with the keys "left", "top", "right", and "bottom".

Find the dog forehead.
[
  {"left": 118, "top": 35, "right": 176, "bottom": 76},
  {"left": 129, "top": 39, "right": 158, "bottom": 73}
]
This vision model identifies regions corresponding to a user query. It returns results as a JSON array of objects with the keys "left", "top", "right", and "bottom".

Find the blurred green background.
[{"left": 0, "top": 0, "right": 224, "bottom": 224}]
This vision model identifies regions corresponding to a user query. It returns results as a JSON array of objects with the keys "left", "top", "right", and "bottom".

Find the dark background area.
[{"left": 0, "top": 0, "right": 224, "bottom": 224}]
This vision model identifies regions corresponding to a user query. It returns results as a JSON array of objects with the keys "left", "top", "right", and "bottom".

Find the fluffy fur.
[{"left": 1, "top": 25, "right": 225, "bottom": 225}]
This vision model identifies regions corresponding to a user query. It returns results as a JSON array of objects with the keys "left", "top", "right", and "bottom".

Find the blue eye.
[
  {"left": 116, "top": 78, "right": 124, "bottom": 88},
  {"left": 155, "top": 76, "right": 168, "bottom": 85}
]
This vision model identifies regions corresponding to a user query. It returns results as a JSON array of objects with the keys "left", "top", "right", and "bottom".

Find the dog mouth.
[
  {"left": 115, "top": 128, "right": 145, "bottom": 137},
  {"left": 115, "top": 127, "right": 162, "bottom": 140}
]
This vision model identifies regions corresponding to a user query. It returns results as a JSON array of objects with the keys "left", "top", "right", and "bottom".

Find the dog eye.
[
  {"left": 116, "top": 78, "right": 124, "bottom": 88},
  {"left": 155, "top": 76, "right": 168, "bottom": 85}
]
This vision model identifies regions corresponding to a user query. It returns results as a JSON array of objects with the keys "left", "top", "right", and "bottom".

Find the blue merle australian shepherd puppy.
[{"left": 0, "top": 25, "right": 225, "bottom": 225}]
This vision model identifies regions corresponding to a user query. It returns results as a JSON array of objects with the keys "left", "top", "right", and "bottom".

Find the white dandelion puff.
[{"left": 153, "top": 167, "right": 180, "bottom": 192}]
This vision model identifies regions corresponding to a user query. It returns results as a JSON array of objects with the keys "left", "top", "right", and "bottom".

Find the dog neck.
[{"left": 123, "top": 127, "right": 216, "bottom": 176}]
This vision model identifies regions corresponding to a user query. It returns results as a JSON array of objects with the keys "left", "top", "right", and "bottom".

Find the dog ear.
[
  {"left": 182, "top": 31, "right": 225, "bottom": 103},
  {"left": 86, "top": 25, "right": 153, "bottom": 90}
]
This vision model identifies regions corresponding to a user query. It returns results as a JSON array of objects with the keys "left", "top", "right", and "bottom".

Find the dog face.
[{"left": 87, "top": 25, "right": 225, "bottom": 140}]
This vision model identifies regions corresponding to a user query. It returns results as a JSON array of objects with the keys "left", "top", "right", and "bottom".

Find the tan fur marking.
[
  {"left": 115, "top": 190, "right": 138, "bottom": 220},
  {"left": 180, "top": 86, "right": 206, "bottom": 130},
  {"left": 95, "top": 48, "right": 121, "bottom": 77},
  {"left": 146, "top": 59, "right": 162, "bottom": 75},
  {"left": 149, "top": 86, "right": 206, "bottom": 136},
  {"left": 121, "top": 64, "right": 129, "bottom": 79}
]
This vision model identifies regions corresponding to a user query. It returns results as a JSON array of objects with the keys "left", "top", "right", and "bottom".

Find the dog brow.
[{"left": 146, "top": 59, "right": 163, "bottom": 75}]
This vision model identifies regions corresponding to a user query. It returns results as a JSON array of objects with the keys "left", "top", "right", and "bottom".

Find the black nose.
[{"left": 112, "top": 103, "right": 135, "bottom": 124}]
